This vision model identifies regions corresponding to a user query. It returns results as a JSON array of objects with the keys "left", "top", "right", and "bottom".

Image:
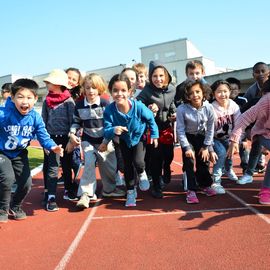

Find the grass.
[{"left": 28, "top": 147, "right": 44, "bottom": 170}]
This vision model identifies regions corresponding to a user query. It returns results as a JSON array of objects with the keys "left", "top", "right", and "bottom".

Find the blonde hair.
[
  {"left": 82, "top": 73, "right": 107, "bottom": 95},
  {"left": 132, "top": 62, "right": 148, "bottom": 76}
]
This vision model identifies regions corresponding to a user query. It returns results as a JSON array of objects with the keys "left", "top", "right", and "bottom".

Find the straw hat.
[{"left": 43, "top": 69, "right": 71, "bottom": 89}]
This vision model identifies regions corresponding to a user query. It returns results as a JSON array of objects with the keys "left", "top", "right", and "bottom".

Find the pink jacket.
[{"left": 230, "top": 93, "right": 270, "bottom": 143}]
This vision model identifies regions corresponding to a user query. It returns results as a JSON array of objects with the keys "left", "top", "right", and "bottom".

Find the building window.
[{"left": 165, "top": 51, "right": 176, "bottom": 58}]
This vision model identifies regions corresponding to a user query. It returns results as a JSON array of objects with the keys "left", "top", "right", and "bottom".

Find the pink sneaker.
[
  {"left": 203, "top": 187, "right": 217, "bottom": 197},
  {"left": 186, "top": 191, "right": 199, "bottom": 204},
  {"left": 259, "top": 187, "right": 270, "bottom": 205}
]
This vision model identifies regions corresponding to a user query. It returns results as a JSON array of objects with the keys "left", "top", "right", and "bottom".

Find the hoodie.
[{"left": 136, "top": 61, "right": 176, "bottom": 130}]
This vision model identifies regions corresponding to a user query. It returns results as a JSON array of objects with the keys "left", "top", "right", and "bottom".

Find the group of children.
[{"left": 1, "top": 60, "right": 270, "bottom": 223}]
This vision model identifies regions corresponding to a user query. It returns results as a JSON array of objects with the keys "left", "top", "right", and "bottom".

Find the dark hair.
[
  {"left": 11, "top": 78, "right": 39, "bottom": 96},
  {"left": 182, "top": 79, "right": 211, "bottom": 103},
  {"left": 1, "top": 82, "right": 12, "bottom": 93},
  {"left": 108, "top": 73, "right": 131, "bottom": 94},
  {"left": 211, "top": 80, "right": 231, "bottom": 93},
  {"left": 121, "top": 67, "right": 138, "bottom": 80},
  {"left": 253, "top": 62, "right": 268, "bottom": 72},
  {"left": 226, "top": 77, "right": 241, "bottom": 89}
]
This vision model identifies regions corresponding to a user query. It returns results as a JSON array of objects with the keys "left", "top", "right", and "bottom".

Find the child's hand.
[
  {"left": 114, "top": 126, "right": 128, "bottom": 135},
  {"left": 227, "top": 141, "right": 238, "bottom": 159},
  {"left": 150, "top": 138, "right": 158, "bottom": 148},
  {"left": 199, "top": 148, "right": 209, "bottom": 162},
  {"left": 98, "top": 143, "right": 107, "bottom": 152},
  {"left": 261, "top": 146, "right": 269, "bottom": 156},
  {"left": 51, "top": 145, "right": 64, "bottom": 157},
  {"left": 209, "top": 151, "right": 218, "bottom": 164},
  {"left": 185, "top": 149, "right": 195, "bottom": 160},
  {"left": 148, "top": 103, "right": 159, "bottom": 114},
  {"left": 69, "top": 133, "right": 81, "bottom": 146},
  {"left": 65, "top": 141, "right": 74, "bottom": 153}
]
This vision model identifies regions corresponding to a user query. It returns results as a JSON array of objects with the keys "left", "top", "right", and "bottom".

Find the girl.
[
  {"left": 211, "top": 80, "right": 241, "bottom": 194},
  {"left": 42, "top": 69, "right": 75, "bottom": 211},
  {"left": 137, "top": 60, "right": 176, "bottom": 199},
  {"left": 69, "top": 73, "right": 125, "bottom": 209},
  {"left": 176, "top": 79, "right": 216, "bottom": 203},
  {"left": 103, "top": 73, "right": 159, "bottom": 207},
  {"left": 228, "top": 78, "right": 270, "bottom": 205}
]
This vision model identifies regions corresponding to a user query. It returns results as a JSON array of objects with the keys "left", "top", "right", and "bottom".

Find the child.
[
  {"left": 69, "top": 73, "right": 125, "bottom": 209},
  {"left": 137, "top": 60, "right": 176, "bottom": 199},
  {"left": 176, "top": 79, "right": 216, "bottom": 203},
  {"left": 121, "top": 67, "right": 138, "bottom": 98},
  {"left": 243, "top": 62, "right": 270, "bottom": 102},
  {"left": 0, "top": 79, "right": 63, "bottom": 223},
  {"left": 211, "top": 80, "right": 241, "bottom": 194},
  {"left": 1, "top": 83, "right": 12, "bottom": 106},
  {"left": 228, "top": 78, "right": 270, "bottom": 205},
  {"left": 42, "top": 69, "right": 75, "bottom": 211},
  {"left": 132, "top": 63, "right": 148, "bottom": 97},
  {"left": 175, "top": 60, "right": 207, "bottom": 107},
  {"left": 103, "top": 73, "right": 159, "bottom": 207}
]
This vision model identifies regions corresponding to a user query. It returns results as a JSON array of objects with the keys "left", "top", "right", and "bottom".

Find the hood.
[{"left": 148, "top": 60, "right": 172, "bottom": 86}]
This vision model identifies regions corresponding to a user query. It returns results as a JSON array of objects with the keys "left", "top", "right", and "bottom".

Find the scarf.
[{"left": 46, "top": 89, "right": 71, "bottom": 108}]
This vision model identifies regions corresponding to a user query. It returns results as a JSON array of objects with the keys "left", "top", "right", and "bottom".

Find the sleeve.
[
  {"left": 103, "top": 106, "right": 117, "bottom": 142},
  {"left": 176, "top": 105, "right": 190, "bottom": 152},
  {"left": 70, "top": 104, "right": 82, "bottom": 133},
  {"left": 139, "top": 102, "right": 159, "bottom": 139},
  {"left": 230, "top": 96, "right": 268, "bottom": 143},
  {"left": 136, "top": 87, "right": 151, "bottom": 106},
  {"left": 67, "top": 99, "right": 75, "bottom": 127},
  {"left": 203, "top": 105, "right": 215, "bottom": 148},
  {"left": 34, "top": 114, "right": 57, "bottom": 150},
  {"left": 41, "top": 101, "right": 48, "bottom": 125}
]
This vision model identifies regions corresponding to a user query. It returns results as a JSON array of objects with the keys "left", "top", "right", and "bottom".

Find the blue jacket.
[
  {"left": 0, "top": 97, "right": 56, "bottom": 158},
  {"left": 103, "top": 99, "right": 159, "bottom": 148}
]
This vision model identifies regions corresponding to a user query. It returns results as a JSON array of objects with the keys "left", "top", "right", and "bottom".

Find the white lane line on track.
[
  {"left": 92, "top": 207, "right": 248, "bottom": 220},
  {"left": 226, "top": 190, "right": 270, "bottom": 224},
  {"left": 54, "top": 199, "right": 101, "bottom": 270}
]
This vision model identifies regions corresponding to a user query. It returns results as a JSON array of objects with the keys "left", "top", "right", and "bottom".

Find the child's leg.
[
  {"left": 162, "top": 143, "right": 174, "bottom": 183},
  {"left": 150, "top": 144, "right": 163, "bottom": 190},
  {"left": 77, "top": 141, "right": 97, "bottom": 197},
  {"left": 97, "top": 142, "right": 119, "bottom": 194},
  {"left": 0, "top": 154, "right": 15, "bottom": 211},
  {"left": 11, "top": 150, "right": 32, "bottom": 208},
  {"left": 46, "top": 151, "right": 60, "bottom": 197},
  {"left": 258, "top": 136, "right": 270, "bottom": 188},
  {"left": 245, "top": 137, "right": 262, "bottom": 176}
]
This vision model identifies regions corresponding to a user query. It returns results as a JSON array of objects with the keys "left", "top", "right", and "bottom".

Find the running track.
[{"left": 0, "top": 146, "right": 270, "bottom": 270}]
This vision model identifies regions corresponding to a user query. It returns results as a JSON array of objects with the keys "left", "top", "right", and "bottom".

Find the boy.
[
  {"left": 0, "top": 79, "right": 63, "bottom": 223},
  {"left": 132, "top": 63, "right": 148, "bottom": 97},
  {"left": 174, "top": 60, "right": 207, "bottom": 107}
]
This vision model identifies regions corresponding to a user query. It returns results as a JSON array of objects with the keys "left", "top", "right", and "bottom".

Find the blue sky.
[{"left": 1, "top": 0, "right": 269, "bottom": 77}]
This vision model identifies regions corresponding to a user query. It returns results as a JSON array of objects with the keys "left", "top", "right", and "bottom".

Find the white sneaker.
[
  {"left": 212, "top": 183, "right": 226, "bottom": 194},
  {"left": 224, "top": 169, "right": 238, "bottom": 181},
  {"left": 138, "top": 171, "right": 150, "bottom": 191},
  {"left": 237, "top": 174, "right": 253, "bottom": 185}
]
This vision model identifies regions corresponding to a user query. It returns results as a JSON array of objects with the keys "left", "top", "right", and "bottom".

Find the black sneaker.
[
  {"left": 151, "top": 187, "right": 164, "bottom": 199},
  {"left": 0, "top": 209, "right": 8, "bottom": 223},
  {"left": 46, "top": 197, "right": 59, "bottom": 212},
  {"left": 9, "top": 206, "right": 26, "bottom": 220}
]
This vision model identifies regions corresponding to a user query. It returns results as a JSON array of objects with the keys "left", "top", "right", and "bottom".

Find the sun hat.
[{"left": 43, "top": 69, "right": 71, "bottom": 89}]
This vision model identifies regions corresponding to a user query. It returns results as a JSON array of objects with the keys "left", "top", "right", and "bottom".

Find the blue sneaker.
[
  {"left": 125, "top": 190, "right": 136, "bottom": 207},
  {"left": 138, "top": 171, "right": 150, "bottom": 191}
]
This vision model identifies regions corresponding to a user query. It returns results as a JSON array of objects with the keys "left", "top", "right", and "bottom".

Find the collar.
[{"left": 84, "top": 96, "right": 101, "bottom": 107}]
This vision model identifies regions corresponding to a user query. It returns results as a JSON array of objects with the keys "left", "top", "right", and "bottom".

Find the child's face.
[
  {"left": 2, "top": 91, "right": 11, "bottom": 101},
  {"left": 111, "top": 81, "right": 132, "bottom": 106},
  {"left": 253, "top": 64, "right": 269, "bottom": 85},
  {"left": 186, "top": 67, "right": 204, "bottom": 80},
  {"left": 67, "top": 70, "right": 80, "bottom": 88},
  {"left": 187, "top": 84, "right": 203, "bottom": 109},
  {"left": 214, "top": 84, "right": 230, "bottom": 106},
  {"left": 84, "top": 80, "right": 99, "bottom": 103},
  {"left": 45, "top": 82, "right": 62, "bottom": 93},
  {"left": 229, "top": 83, "right": 240, "bottom": 99},
  {"left": 137, "top": 72, "right": 147, "bottom": 90},
  {"left": 12, "top": 88, "right": 37, "bottom": 115},
  {"left": 151, "top": 68, "right": 166, "bottom": 88},
  {"left": 123, "top": 70, "right": 137, "bottom": 90}
]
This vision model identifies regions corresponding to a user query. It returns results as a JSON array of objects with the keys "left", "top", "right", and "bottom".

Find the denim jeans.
[{"left": 212, "top": 139, "right": 233, "bottom": 183}]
